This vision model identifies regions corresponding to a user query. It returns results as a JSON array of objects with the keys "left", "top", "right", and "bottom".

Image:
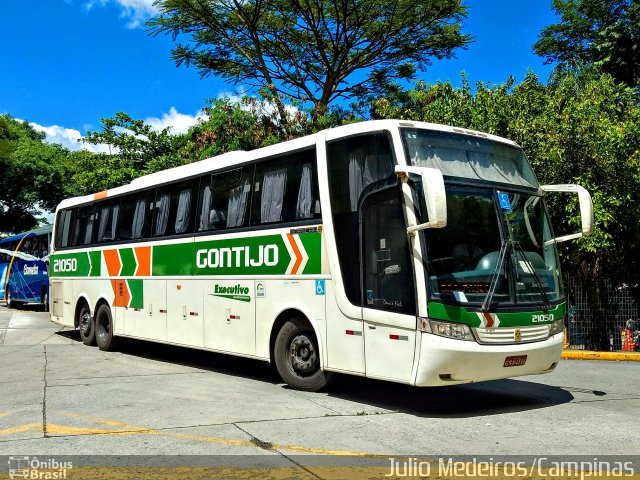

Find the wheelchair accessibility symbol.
[{"left": 315, "top": 280, "right": 325, "bottom": 296}]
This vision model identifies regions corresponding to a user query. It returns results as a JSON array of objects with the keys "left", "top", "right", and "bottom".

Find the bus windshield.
[
  {"left": 400, "top": 129, "right": 563, "bottom": 308},
  {"left": 402, "top": 128, "right": 539, "bottom": 189}
]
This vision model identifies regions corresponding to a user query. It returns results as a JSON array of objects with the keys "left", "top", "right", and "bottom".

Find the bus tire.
[
  {"left": 274, "top": 317, "right": 331, "bottom": 392},
  {"left": 78, "top": 303, "right": 95, "bottom": 346},
  {"left": 95, "top": 304, "right": 117, "bottom": 351},
  {"left": 5, "top": 291, "right": 21, "bottom": 309},
  {"left": 41, "top": 289, "right": 49, "bottom": 313},
  {"left": 5, "top": 290, "right": 13, "bottom": 309}
]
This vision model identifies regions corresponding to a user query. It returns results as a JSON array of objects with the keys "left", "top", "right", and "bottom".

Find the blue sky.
[{"left": 0, "top": 0, "right": 558, "bottom": 151}]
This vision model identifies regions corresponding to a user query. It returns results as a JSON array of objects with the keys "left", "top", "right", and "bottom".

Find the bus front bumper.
[{"left": 413, "top": 332, "right": 564, "bottom": 386}]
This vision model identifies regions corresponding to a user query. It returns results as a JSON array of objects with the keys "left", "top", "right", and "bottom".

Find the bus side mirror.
[
  {"left": 394, "top": 165, "right": 447, "bottom": 233},
  {"left": 540, "top": 184, "right": 594, "bottom": 244}
]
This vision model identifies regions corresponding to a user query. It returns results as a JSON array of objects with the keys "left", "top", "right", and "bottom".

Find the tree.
[
  {"left": 147, "top": 0, "right": 471, "bottom": 125},
  {"left": 371, "top": 69, "right": 640, "bottom": 292},
  {"left": 533, "top": 0, "right": 640, "bottom": 87},
  {"left": 83, "top": 112, "right": 185, "bottom": 171},
  {"left": 0, "top": 115, "right": 69, "bottom": 233}
]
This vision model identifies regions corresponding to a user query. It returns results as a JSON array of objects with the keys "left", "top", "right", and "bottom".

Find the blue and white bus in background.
[{"left": 0, "top": 226, "right": 51, "bottom": 310}]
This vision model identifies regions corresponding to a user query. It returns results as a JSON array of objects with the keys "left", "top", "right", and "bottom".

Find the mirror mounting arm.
[{"left": 394, "top": 165, "right": 447, "bottom": 233}]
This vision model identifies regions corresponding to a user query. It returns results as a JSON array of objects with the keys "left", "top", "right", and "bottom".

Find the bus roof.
[{"left": 54, "top": 120, "right": 521, "bottom": 212}]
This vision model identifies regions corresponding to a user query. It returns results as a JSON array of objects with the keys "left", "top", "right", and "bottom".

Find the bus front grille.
[{"left": 474, "top": 325, "right": 550, "bottom": 345}]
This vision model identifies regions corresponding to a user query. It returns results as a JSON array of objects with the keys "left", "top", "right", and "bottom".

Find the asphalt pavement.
[{"left": 0, "top": 305, "right": 638, "bottom": 478}]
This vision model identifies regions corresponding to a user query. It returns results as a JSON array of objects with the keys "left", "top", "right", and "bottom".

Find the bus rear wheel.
[
  {"left": 274, "top": 317, "right": 331, "bottom": 392},
  {"left": 95, "top": 304, "right": 117, "bottom": 351},
  {"left": 78, "top": 303, "right": 95, "bottom": 346}
]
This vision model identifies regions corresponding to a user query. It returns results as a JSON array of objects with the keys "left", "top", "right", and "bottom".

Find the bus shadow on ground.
[
  {"left": 57, "top": 329, "right": 576, "bottom": 418},
  {"left": 56, "top": 329, "right": 282, "bottom": 384},
  {"left": 325, "top": 375, "right": 577, "bottom": 418},
  {"left": 3, "top": 303, "right": 48, "bottom": 313}
]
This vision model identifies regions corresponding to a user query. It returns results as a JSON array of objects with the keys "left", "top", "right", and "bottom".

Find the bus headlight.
[
  {"left": 549, "top": 317, "right": 564, "bottom": 336},
  {"left": 418, "top": 317, "right": 475, "bottom": 341}
]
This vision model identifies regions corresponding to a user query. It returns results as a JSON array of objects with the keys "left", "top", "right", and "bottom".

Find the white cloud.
[
  {"left": 28, "top": 107, "right": 203, "bottom": 154},
  {"left": 144, "top": 107, "right": 206, "bottom": 134},
  {"left": 84, "top": 0, "right": 159, "bottom": 28},
  {"left": 29, "top": 123, "right": 112, "bottom": 154}
]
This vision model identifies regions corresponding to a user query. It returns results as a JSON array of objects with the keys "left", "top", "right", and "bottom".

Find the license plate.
[{"left": 504, "top": 355, "right": 527, "bottom": 367}]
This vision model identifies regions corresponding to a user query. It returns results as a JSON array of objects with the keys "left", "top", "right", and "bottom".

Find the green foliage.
[
  {"left": 147, "top": 0, "right": 471, "bottom": 126},
  {"left": 533, "top": 0, "right": 640, "bottom": 87},
  {"left": 371, "top": 70, "right": 640, "bottom": 286},
  {"left": 63, "top": 150, "right": 137, "bottom": 197},
  {"left": 67, "top": 112, "right": 190, "bottom": 196},
  {"left": 184, "top": 97, "right": 291, "bottom": 160},
  {"left": 0, "top": 115, "right": 69, "bottom": 233},
  {"left": 83, "top": 112, "right": 185, "bottom": 171}
]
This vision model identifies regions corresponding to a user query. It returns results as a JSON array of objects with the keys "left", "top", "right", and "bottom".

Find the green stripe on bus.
[
  {"left": 51, "top": 232, "right": 322, "bottom": 278},
  {"left": 189, "top": 235, "right": 290, "bottom": 276},
  {"left": 119, "top": 248, "right": 137, "bottom": 277},
  {"left": 299, "top": 232, "right": 321, "bottom": 275},
  {"left": 50, "top": 252, "right": 91, "bottom": 277},
  {"left": 427, "top": 302, "right": 566, "bottom": 327},
  {"left": 152, "top": 243, "right": 195, "bottom": 276},
  {"left": 89, "top": 251, "right": 101, "bottom": 277},
  {"left": 128, "top": 279, "right": 143, "bottom": 309}
]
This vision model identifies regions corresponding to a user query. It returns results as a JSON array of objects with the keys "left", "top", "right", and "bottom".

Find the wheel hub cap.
[
  {"left": 81, "top": 313, "right": 91, "bottom": 334},
  {"left": 290, "top": 334, "right": 317, "bottom": 374}
]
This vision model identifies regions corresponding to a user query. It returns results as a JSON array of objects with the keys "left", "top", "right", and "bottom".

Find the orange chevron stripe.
[
  {"left": 111, "top": 279, "right": 130, "bottom": 308},
  {"left": 286, "top": 234, "right": 303, "bottom": 274},
  {"left": 103, "top": 249, "right": 121, "bottom": 277},
  {"left": 102, "top": 250, "right": 122, "bottom": 277},
  {"left": 134, "top": 246, "right": 151, "bottom": 276}
]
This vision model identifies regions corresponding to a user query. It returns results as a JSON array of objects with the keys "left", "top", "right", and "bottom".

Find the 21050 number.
[{"left": 53, "top": 258, "right": 77, "bottom": 273}]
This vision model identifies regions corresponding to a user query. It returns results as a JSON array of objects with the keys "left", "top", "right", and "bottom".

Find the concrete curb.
[{"left": 562, "top": 350, "right": 640, "bottom": 361}]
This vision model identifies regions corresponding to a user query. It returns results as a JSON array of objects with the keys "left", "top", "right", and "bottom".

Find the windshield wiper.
[
  {"left": 481, "top": 240, "right": 552, "bottom": 312},
  {"left": 511, "top": 241, "right": 551, "bottom": 310},
  {"left": 481, "top": 241, "right": 510, "bottom": 312}
]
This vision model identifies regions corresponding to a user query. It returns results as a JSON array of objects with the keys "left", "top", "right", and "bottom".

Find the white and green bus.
[{"left": 50, "top": 120, "right": 593, "bottom": 391}]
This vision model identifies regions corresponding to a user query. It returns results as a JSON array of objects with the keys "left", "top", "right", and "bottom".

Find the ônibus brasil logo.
[{"left": 211, "top": 284, "right": 251, "bottom": 302}]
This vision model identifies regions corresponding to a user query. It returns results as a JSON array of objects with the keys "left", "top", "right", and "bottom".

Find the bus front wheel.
[
  {"left": 5, "top": 291, "right": 20, "bottom": 309},
  {"left": 78, "top": 303, "right": 95, "bottom": 346},
  {"left": 41, "top": 289, "right": 49, "bottom": 312},
  {"left": 5, "top": 290, "right": 13, "bottom": 309},
  {"left": 95, "top": 304, "right": 117, "bottom": 351},
  {"left": 274, "top": 317, "right": 331, "bottom": 392}
]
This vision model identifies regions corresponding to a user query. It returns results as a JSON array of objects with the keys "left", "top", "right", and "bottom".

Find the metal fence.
[{"left": 564, "top": 276, "right": 640, "bottom": 351}]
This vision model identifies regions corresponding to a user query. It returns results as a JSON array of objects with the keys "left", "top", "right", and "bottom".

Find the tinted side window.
[
  {"left": 119, "top": 191, "right": 154, "bottom": 240},
  {"left": 55, "top": 209, "right": 72, "bottom": 249},
  {"left": 19, "top": 233, "right": 49, "bottom": 259},
  {"left": 153, "top": 179, "right": 199, "bottom": 237},
  {"left": 327, "top": 133, "right": 395, "bottom": 306},
  {"left": 94, "top": 200, "right": 120, "bottom": 243},
  {"left": 72, "top": 205, "right": 94, "bottom": 247},
  {"left": 196, "top": 168, "right": 254, "bottom": 231},
  {"left": 251, "top": 149, "right": 321, "bottom": 226}
]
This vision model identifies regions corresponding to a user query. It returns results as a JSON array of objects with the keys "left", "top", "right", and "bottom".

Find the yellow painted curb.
[{"left": 562, "top": 350, "right": 640, "bottom": 361}]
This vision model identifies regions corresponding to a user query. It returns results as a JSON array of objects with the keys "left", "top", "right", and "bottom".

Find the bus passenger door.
[{"left": 360, "top": 186, "right": 417, "bottom": 383}]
